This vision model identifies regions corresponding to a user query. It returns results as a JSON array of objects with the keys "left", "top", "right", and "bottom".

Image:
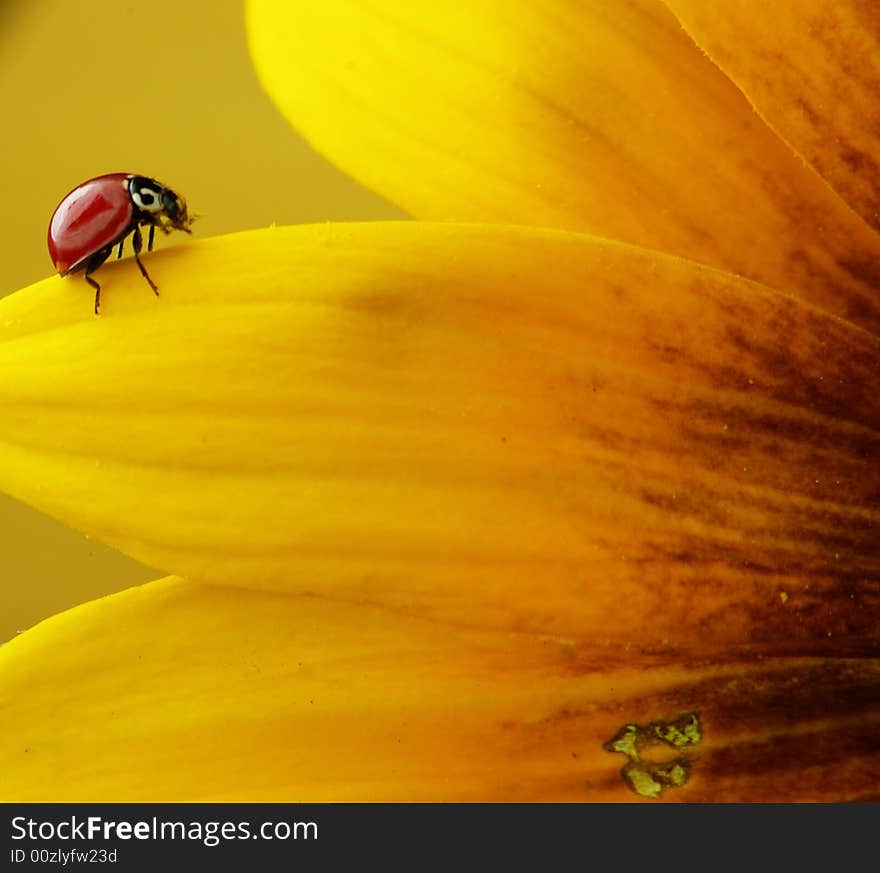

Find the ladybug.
[{"left": 48, "top": 173, "right": 194, "bottom": 314}]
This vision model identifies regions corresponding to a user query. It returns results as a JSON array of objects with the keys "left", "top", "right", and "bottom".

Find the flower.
[{"left": 0, "top": 1, "right": 878, "bottom": 801}]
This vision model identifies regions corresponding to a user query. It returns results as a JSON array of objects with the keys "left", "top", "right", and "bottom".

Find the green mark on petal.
[
  {"left": 653, "top": 712, "right": 701, "bottom": 748},
  {"left": 603, "top": 712, "right": 701, "bottom": 799},
  {"left": 604, "top": 724, "right": 640, "bottom": 758},
  {"left": 622, "top": 763, "right": 664, "bottom": 799}
]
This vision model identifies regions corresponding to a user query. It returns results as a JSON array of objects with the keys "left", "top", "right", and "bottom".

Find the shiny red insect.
[{"left": 48, "top": 173, "right": 194, "bottom": 314}]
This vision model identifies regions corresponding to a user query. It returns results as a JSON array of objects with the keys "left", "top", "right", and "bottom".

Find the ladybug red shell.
[{"left": 48, "top": 173, "right": 194, "bottom": 314}]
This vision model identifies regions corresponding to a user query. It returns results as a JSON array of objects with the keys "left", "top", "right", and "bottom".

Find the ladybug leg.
[
  {"left": 84, "top": 246, "right": 112, "bottom": 315},
  {"left": 85, "top": 274, "right": 101, "bottom": 315},
  {"left": 148, "top": 224, "right": 155, "bottom": 252},
  {"left": 132, "top": 225, "right": 160, "bottom": 296},
  {"left": 116, "top": 239, "right": 124, "bottom": 259}
]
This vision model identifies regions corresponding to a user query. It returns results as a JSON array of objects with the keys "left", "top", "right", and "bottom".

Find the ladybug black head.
[{"left": 128, "top": 176, "right": 192, "bottom": 232}]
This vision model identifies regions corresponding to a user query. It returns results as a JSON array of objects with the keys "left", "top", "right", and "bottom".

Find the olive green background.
[{"left": 0, "top": 0, "right": 402, "bottom": 640}]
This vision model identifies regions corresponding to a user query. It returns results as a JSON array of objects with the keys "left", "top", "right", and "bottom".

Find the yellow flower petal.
[
  {"left": 246, "top": 0, "right": 880, "bottom": 334},
  {"left": 666, "top": 1, "right": 880, "bottom": 234},
  {"left": 0, "top": 223, "right": 877, "bottom": 656},
  {"left": 2, "top": 576, "right": 878, "bottom": 801}
]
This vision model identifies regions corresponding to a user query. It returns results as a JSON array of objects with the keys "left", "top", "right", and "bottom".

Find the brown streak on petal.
[
  {"left": 605, "top": 661, "right": 880, "bottom": 730},
  {"left": 667, "top": 0, "right": 880, "bottom": 237},
  {"left": 688, "top": 723, "right": 880, "bottom": 802}
]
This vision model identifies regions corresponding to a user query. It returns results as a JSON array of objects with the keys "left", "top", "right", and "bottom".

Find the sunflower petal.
[
  {"left": 0, "top": 223, "right": 877, "bottom": 655},
  {"left": 666, "top": 1, "right": 880, "bottom": 234},
  {"left": 2, "top": 576, "right": 878, "bottom": 801},
  {"left": 246, "top": 0, "right": 880, "bottom": 333}
]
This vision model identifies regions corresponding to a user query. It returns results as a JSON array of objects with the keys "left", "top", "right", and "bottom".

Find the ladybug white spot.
[{"left": 130, "top": 182, "right": 163, "bottom": 213}]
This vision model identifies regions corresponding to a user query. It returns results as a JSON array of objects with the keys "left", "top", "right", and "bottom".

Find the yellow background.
[{"left": 0, "top": 0, "right": 402, "bottom": 640}]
